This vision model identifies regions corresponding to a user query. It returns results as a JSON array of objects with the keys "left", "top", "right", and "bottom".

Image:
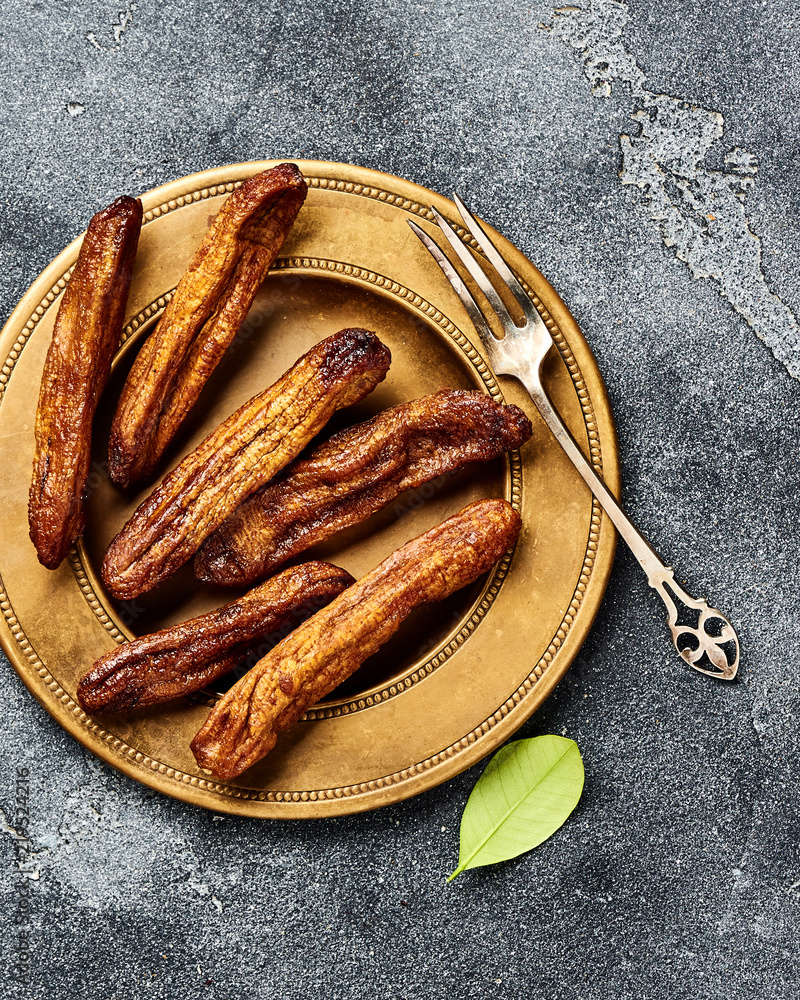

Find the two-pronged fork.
[{"left": 408, "top": 197, "right": 739, "bottom": 680}]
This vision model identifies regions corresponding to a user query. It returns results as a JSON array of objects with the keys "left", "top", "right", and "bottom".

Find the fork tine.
[
  {"left": 452, "top": 194, "right": 537, "bottom": 323},
  {"left": 406, "top": 219, "right": 497, "bottom": 345},
  {"left": 427, "top": 206, "right": 520, "bottom": 336}
]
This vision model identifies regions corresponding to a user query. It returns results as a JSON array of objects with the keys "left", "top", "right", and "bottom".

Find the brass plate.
[{"left": 0, "top": 160, "right": 619, "bottom": 817}]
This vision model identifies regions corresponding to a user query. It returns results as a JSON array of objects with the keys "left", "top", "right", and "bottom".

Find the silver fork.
[{"left": 408, "top": 196, "right": 739, "bottom": 681}]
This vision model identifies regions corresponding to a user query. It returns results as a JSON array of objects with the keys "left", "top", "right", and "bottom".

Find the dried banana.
[
  {"left": 191, "top": 498, "right": 521, "bottom": 779},
  {"left": 102, "top": 328, "right": 391, "bottom": 599},
  {"left": 29, "top": 195, "right": 142, "bottom": 569},
  {"left": 108, "top": 163, "right": 308, "bottom": 488},
  {"left": 78, "top": 562, "right": 353, "bottom": 713},
  {"left": 195, "top": 389, "right": 531, "bottom": 586}
]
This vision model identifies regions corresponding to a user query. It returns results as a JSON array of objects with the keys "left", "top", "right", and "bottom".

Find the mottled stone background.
[{"left": 1, "top": 1, "right": 799, "bottom": 997}]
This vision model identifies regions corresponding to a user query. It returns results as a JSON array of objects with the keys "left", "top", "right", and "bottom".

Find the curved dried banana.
[{"left": 29, "top": 195, "right": 142, "bottom": 569}]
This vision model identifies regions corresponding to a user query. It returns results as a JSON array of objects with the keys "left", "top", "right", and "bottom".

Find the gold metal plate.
[{"left": 0, "top": 160, "right": 619, "bottom": 817}]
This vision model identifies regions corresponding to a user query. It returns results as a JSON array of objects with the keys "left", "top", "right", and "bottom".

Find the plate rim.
[{"left": 0, "top": 158, "right": 619, "bottom": 817}]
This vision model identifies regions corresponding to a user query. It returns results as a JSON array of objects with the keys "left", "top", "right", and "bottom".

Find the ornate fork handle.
[
  {"left": 525, "top": 371, "right": 739, "bottom": 681},
  {"left": 648, "top": 567, "right": 739, "bottom": 680}
]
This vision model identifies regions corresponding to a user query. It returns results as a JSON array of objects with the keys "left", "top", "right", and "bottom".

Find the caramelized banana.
[
  {"left": 191, "top": 498, "right": 521, "bottom": 779},
  {"left": 29, "top": 195, "right": 142, "bottom": 569},
  {"left": 108, "top": 163, "right": 308, "bottom": 488},
  {"left": 102, "top": 328, "right": 391, "bottom": 600},
  {"left": 77, "top": 562, "right": 353, "bottom": 713},
  {"left": 195, "top": 390, "right": 532, "bottom": 587}
]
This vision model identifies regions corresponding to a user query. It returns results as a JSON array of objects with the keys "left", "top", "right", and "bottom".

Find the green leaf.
[{"left": 449, "top": 735, "right": 584, "bottom": 880}]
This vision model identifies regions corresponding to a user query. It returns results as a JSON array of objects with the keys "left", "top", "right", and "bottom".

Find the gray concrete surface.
[{"left": 2, "top": 1, "right": 799, "bottom": 997}]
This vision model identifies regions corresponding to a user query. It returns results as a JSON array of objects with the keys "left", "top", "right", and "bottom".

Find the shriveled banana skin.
[
  {"left": 194, "top": 389, "right": 532, "bottom": 587},
  {"left": 29, "top": 195, "right": 143, "bottom": 569},
  {"left": 77, "top": 561, "right": 353, "bottom": 713},
  {"left": 108, "top": 163, "right": 308, "bottom": 488},
  {"left": 102, "top": 328, "right": 391, "bottom": 600},
  {"left": 191, "top": 498, "right": 522, "bottom": 780}
]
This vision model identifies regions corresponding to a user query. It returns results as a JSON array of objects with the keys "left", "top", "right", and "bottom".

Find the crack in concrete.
[
  {"left": 86, "top": 2, "right": 138, "bottom": 53},
  {"left": 542, "top": 0, "right": 800, "bottom": 382}
]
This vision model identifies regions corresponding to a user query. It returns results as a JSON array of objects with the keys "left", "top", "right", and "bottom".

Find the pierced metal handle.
[
  {"left": 523, "top": 375, "right": 740, "bottom": 681},
  {"left": 648, "top": 567, "right": 739, "bottom": 680}
]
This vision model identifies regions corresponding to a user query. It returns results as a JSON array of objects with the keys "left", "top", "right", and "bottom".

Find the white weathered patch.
[{"left": 543, "top": 0, "right": 800, "bottom": 381}]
